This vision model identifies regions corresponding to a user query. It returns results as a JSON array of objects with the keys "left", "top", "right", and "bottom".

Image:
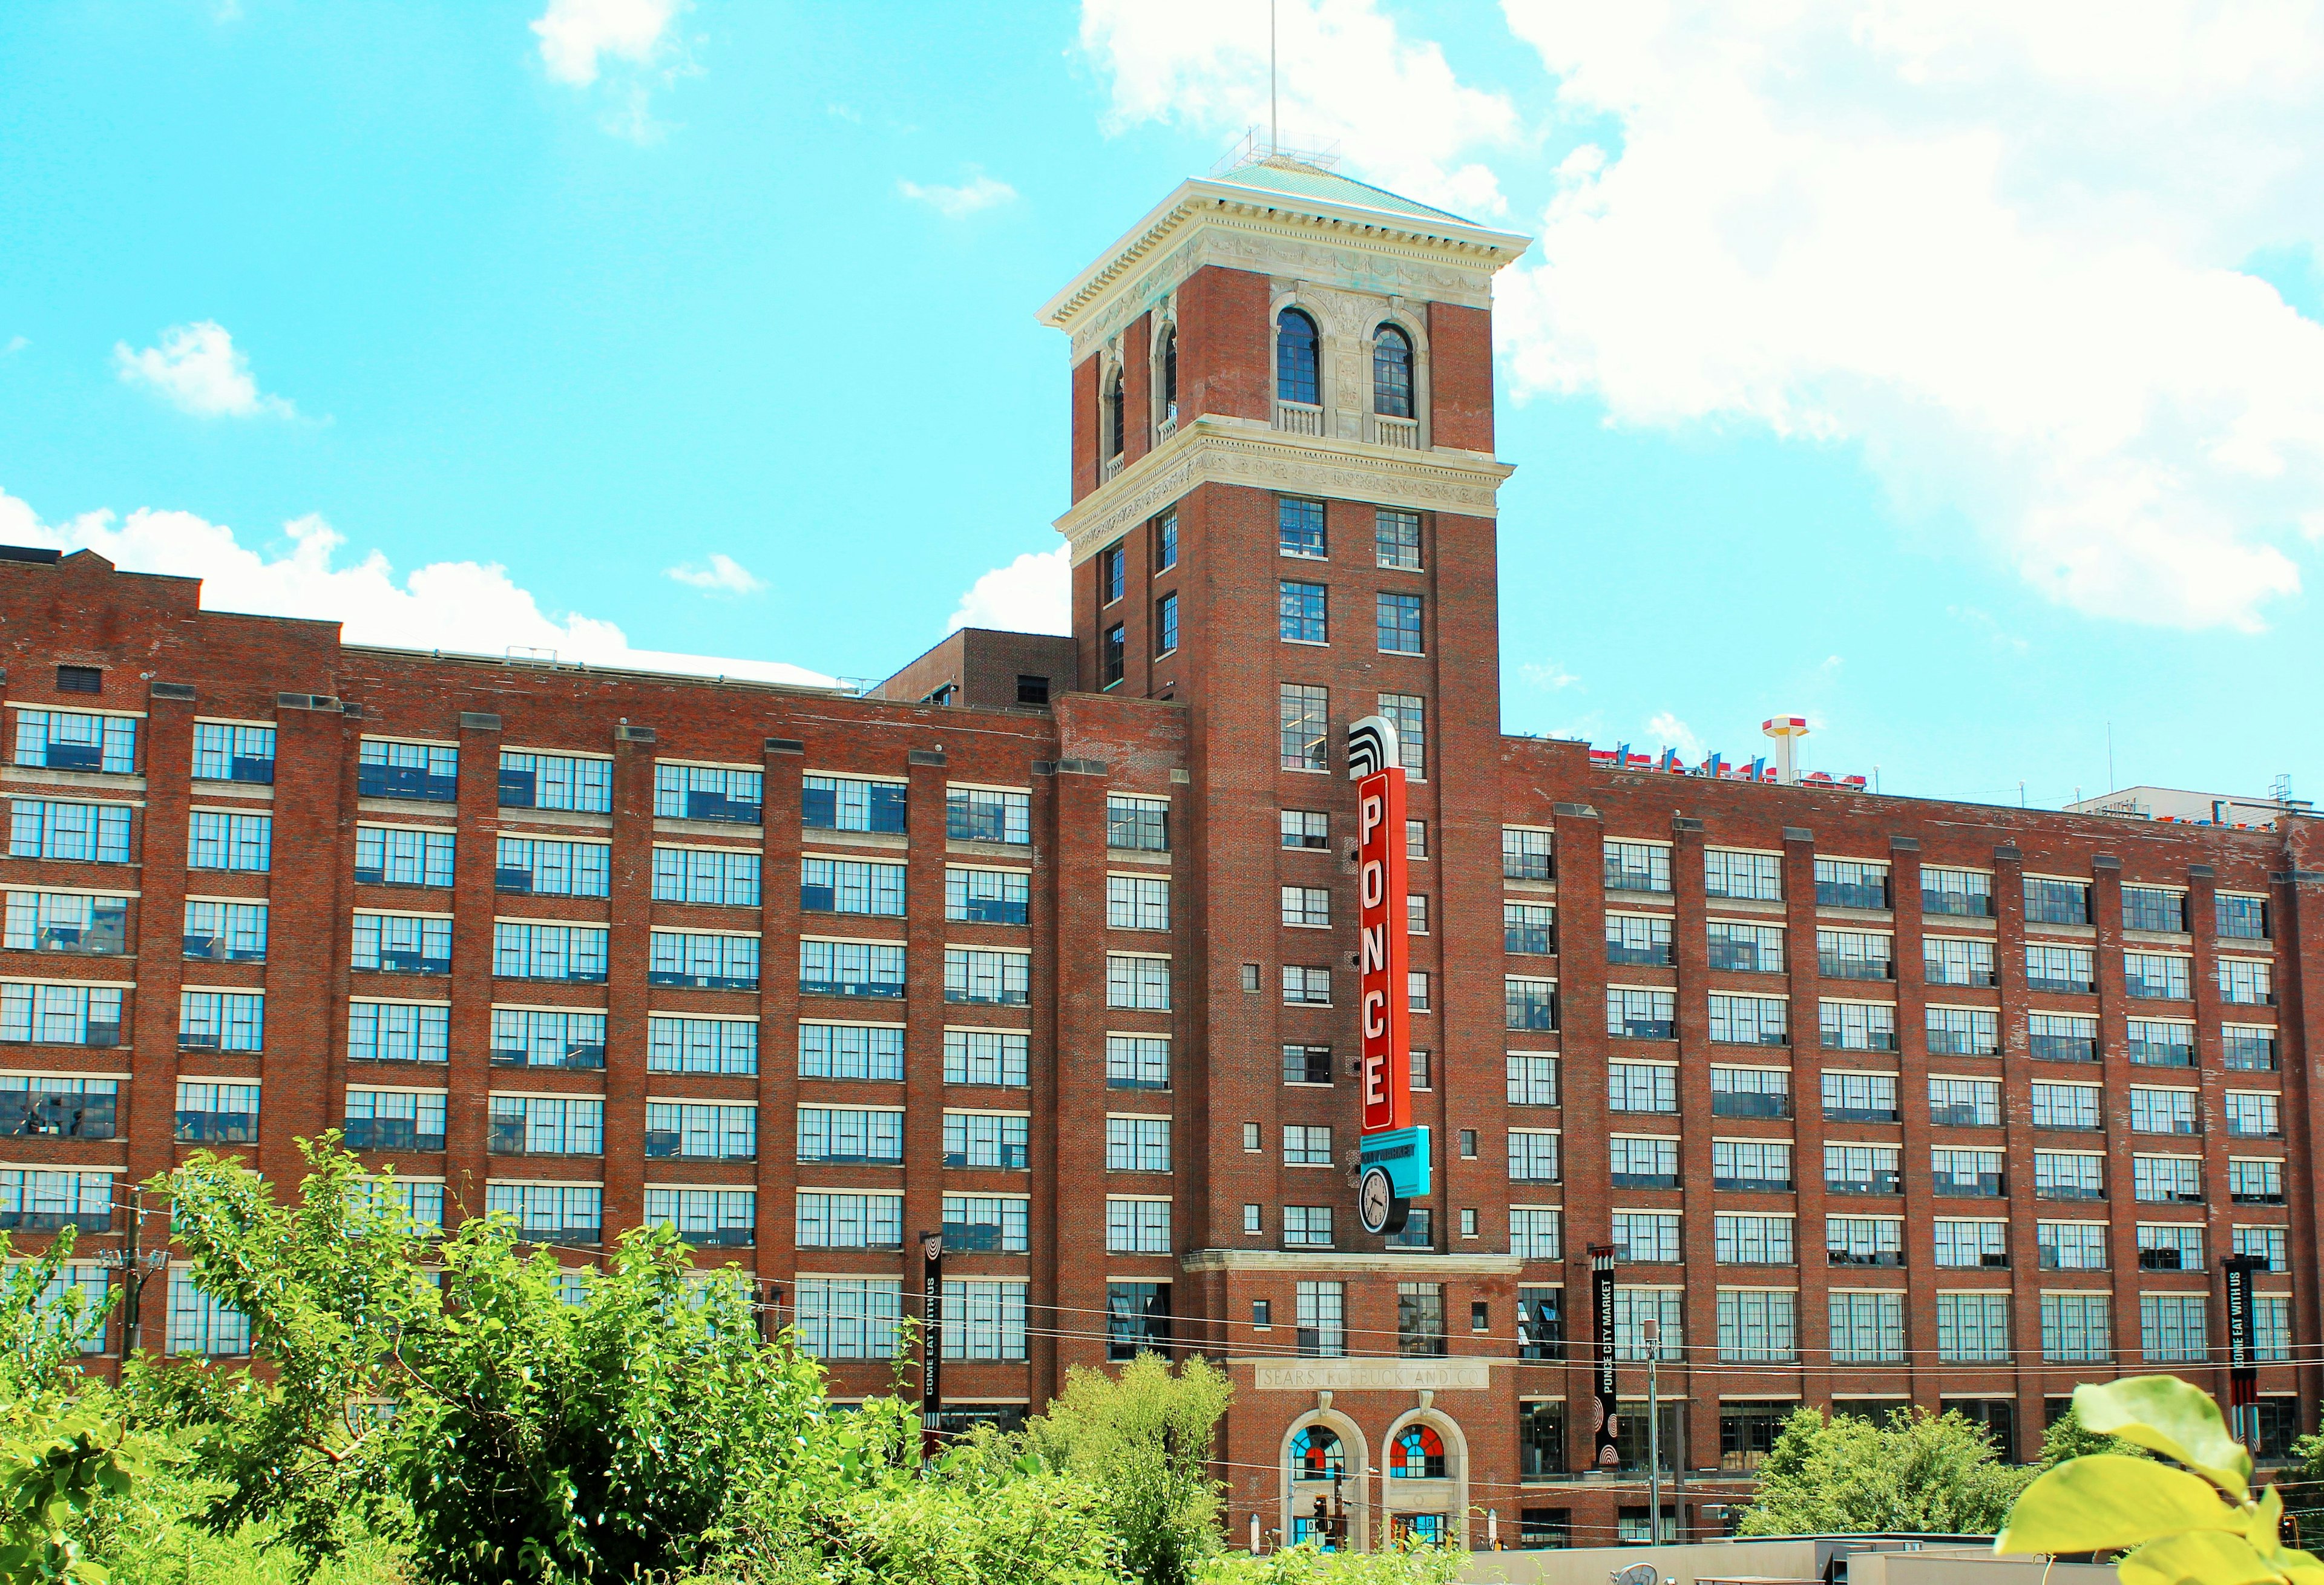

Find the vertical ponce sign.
[
  {"left": 1350, "top": 716, "right": 1430, "bottom": 1236},
  {"left": 1592, "top": 1245, "right": 1620, "bottom": 1468}
]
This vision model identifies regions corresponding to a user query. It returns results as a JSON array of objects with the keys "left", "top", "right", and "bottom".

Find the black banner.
[
  {"left": 2223, "top": 1253, "right": 2263, "bottom": 1404},
  {"left": 921, "top": 1232, "right": 944, "bottom": 1462},
  {"left": 1592, "top": 1245, "right": 1620, "bottom": 1468}
]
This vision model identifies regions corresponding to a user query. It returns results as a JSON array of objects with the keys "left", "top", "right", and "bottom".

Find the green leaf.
[
  {"left": 1997, "top": 1456, "right": 2242, "bottom": 1555},
  {"left": 2076, "top": 1378, "right": 2253, "bottom": 1500},
  {"left": 2119, "top": 1529, "right": 2290, "bottom": 1585}
]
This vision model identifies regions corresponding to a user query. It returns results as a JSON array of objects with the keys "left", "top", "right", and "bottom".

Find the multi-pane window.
[
  {"left": 795, "top": 1192, "right": 903, "bottom": 1250},
  {"left": 1511, "top": 1207, "right": 1562, "bottom": 1261},
  {"left": 793, "top": 1022, "right": 894, "bottom": 1080},
  {"left": 2216, "top": 894, "right": 2269, "bottom": 940},
  {"left": 1929, "top": 1147, "right": 2004, "bottom": 1198},
  {"left": 2129, "top": 1086, "right": 2198, "bottom": 1135},
  {"left": 656, "top": 763, "right": 762, "bottom": 824},
  {"left": 1377, "top": 692, "right": 1425, "bottom": 777},
  {"left": 1504, "top": 902, "right": 1555, "bottom": 955},
  {"left": 2219, "top": 959, "right": 2274, "bottom": 1006},
  {"left": 168, "top": 1270, "right": 249, "bottom": 1357},
  {"left": 1606, "top": 988, "right": 1676, "bottom": 1040},
  {"left": 1376, "top": 592, "right": 1423, "bottom": 654},
  {"left": 0, "top": 983, "right": 123, "bottom": 1048},
  {"left": 1155, "top": 592, "right": 1178, "bottom": 654},
  {"left": 1376, "top": 508, "right": 1422, "bottom": 569},
  {"left": 2254, "top": 1298, "right": 2291, "bottom": 1364},
  {"left": 2026, "top": 944, "right": 2096, "bottom": 993},
  {"left": 1716, "top": 1290, "right": 1797, "bottom": 1363},
  {"left": 33, "top": 1261, "right": 110, "bottom": 1354},
  {"left": 1710, "top": 1066, "right": 1789, "bottom": 1118},
  {"left": 1824, "top": 1144, "right": 1900, "bottom": 1196},
  {"left": 1923, "top": 867, "right": 1994, "bottom": 917},
  {"left": 484, "top": 1183, "right": 603, "bottom": 1242},
  {"left": 942, "top": 1193, "right": 1029, "bottom": 1253},
  {"left": 1605, "top": 914, "right": 1673, "bottom": 966},
  {"left": 2032, "top": 1151, "right": 2102, "bottom": 1200},
  {"left": 2134, "top": 1155, "right": 2205, "bottom": 1204},
  {"left": 2140, "top": 1294, "right": 2208, "bottom": 1363},
  {"left": 1609, "top": 1136, "right": 1679, "bottom": 1190},
  {"left": 943, "top": 947, "right": 1031, "bottom": 1006},
  {"left": 7, "top": 891, "right": 130, "bottom": 956},
  {"left": 1935, "top": 1219, "right": 2009, "bottom": 1269},
  {"left": 2122, "top": 887, "right": 2188, "bottom": 933},
  {"left": 172, "top": 1080, "right": 259, "bottom": 1146},
  {"left": 944, "top": 1029, "right": 1028, "bottom": 1088},
  {"left": 1505, "top": 977, "right": 1558, "bottom": 1031},
  {"left": 0, "top": 1169, "right": 114, "bottom": 1233},
  {"left": 1296, "top": 1280, "right": 1346, "bottom": 1354},
  {"left": 1282, "top": 1044, "right": 1333, "bottom": 1085},
  {"left": 1508, "top": 1131, "right": 1561, "bottom": 1184},
  {"left": 191, "top": 721, "right": 274, "bottom": 783},
  {"left": 1279, "top": 885, "right": 1329, "bottom": 928},
  {"left": 359, "top": 740, "right": 458, "bottom": 801},
  {"left": 1100, "top": 623, "right": 1126, "bottom": 687},
  {"left": 1704, "top": 848, "right": 1782, "bottom": 901},
  {"left": 1098, "top": 543, "right": 1125, "bottom": 603},
  {"left": 2024, "top": 876, "right": 2090, "bottom": 925},
  {"left": 796, "top": 1106, "right": 905, "bottom": 1164},
  {"left": 1283, "top": 1206, "right": 1333, "bottom": 1248},
  {"left": 341, "top": 1088, "right": 440, "bottom": 1152},
  {"left": 653, "top": 846, "right": 764, "bottom": 908},
  {"left": 1276, "top": 493, "right": 1327, "bottom": 557},
  {"left": 801, "top": 774, "right": 904, "bottom": 833},
  {"left": 1826, "top": 1216, "right": 1903, "bottom": 1267},
  {"left": 352, "top": 911, "right": 451, "bottom": 975},
  {"left": 1106, "top": 1281, "right": 1171, "bottom": 1360},
  {"left": 0, "top": 1074, "right": 117, "bottom": 1139},
  {"left": 1927, "top": 1006, "right": 1999, "bottom": 1055},
  {"left": 1714, "top": 922, "right": 1790, "bottom": 976},
  {"left": 1609, "top": 1062, "right": 1677, "bottom": 1112},
  {"left": 1712, "top": 1140, "right": 1792, "bottom": 1191},
  {"left": 1937, "top": 1293, "right": 2011, "bottom": 1363},
  {"left": 943, "top": 1111, "right": 1029, "bottom": 1170},
  {"left": 2138, "top": 1224, "right": 2205, "bottom": 1272},
  {"left": 2230, "top": 1158, "right": 2285, "bottom": 1205},
  {"left": 1502, "top": 827, "right": 1554, "bottom": 881},
  {"left": 10, "top": 800, "right": 133, "bottom": 863},
  {"left": 1108, "top": 795, "right": 1169, "bottom": 852},
  {"left": 488, "top": 1094, "right": 603, "bottom": 1156},
  {"left": 1278, "top": 580, "right": 1327, "bottom": 644},
  {"left": 2030, "top": 1081, "right": 2102, "bottom": 1131},
  {"left": 1613, "top": 1288, "right": 1684, "bottom": 1362},
  {"left": 1281, "top": 966, "right": 1331, "bottom": 1006},
  {"left": 494, "top": 836, "right": 611, "bottom": 898},
  {"left": 1814, "top": 928, "right": 1892, "bottom": 980},
  {"left": 1929, "top": 1077, "right": 2001, "bottom": 1127},
  {"left": 1279, "top": 684, "right": 1328, "bottom": 772},
  {"left": 2223, "top": 1026, "right": 2278, "bottom": 1071},
  {"left": 1829, "top": 1291, "right": 1905, "bottom": 1362},
  {"left": 1106, "top": 954, "right": 1169, "bottom": 1010},
  {"left": 178, "top": 989, "right": 261, "bottom": 1052},
  {"left": 2030, "top": 1012, "right": 2099, "bottom": 1063},
  {"left": 2234, "top": 1225, "right": 2288, "bottom": 1272},
  {"left": 794, "top": 1277, "right": 901, "bottom": 1360},
  {"left": 2124, "top": 951, "right": 2192, "bottom": 1000},
  {"left": 1604, "top": 841, "right": 1672, "bottom": 893},
  {"left": 496, "top": 750, "right": 612, "bottom": 812},
  {"left": 2041, "top": 1293, "right": 2111, "bottom": 1362},
  {"left": 496, "top": 1008, "right": 610, "bottom": 1071},
  {"left": 2038, "top": 1221, "right": 2109, "bottom": 1271},
  {"left": 1506, "top": 1055, "right": 1558, "bottom": 1106},
  {"left": 945, "top": 866, "right": 1028, "bottom": 925},
  {"left": 1397, "top": 1282, "right": 1449, "bottom": 1358},
  {"left": 1822, "top": 1071, "right": 1897, "bottom": 1122},
  {"left": 347, "top": 1001, "right": 449, "bottom": 1064},
  {"left": 1108, "top": 1034, "right": 1169, "bottom": 1091},
  {"left": 1717, "top": 1214, "right": 1794, "bottom": 1265},
  {"left": 1924, "top": 936, "right": 1995, "bottom": 987},
  {"left": 2225, "top": 1091, "right": 2280, "bottom": 1138},
  {"left": 644, "top": 1101, "right": 755, "bottom": 1160},
  {"left": 356, "top": 825, "right": 453, "bottom": 887},
  {"left": 1611, "top": 1212, "right": 1680, "bottom": 1265},
  {"left": 14, "top": 710, "right": 137, "bottom": 773},
  {"left": 1814, "top": 858, "right": 1889, "bottom": 910},
  {"left": 1281, "top": 810, "right": 1329, "bottom": 850},
  {"left": 1279, "top": 1123, "right": 1331, "bottom": 1169},
  {"left": 1819, "top": 1001, "right": 1897, "bottom": 1051},
  {"left": 1709, "top": 994, "right": 1787, "bottom": 1046},
  {"left": 1105, "top": 1199, "right": 1171, "bottom": 1254},
  {"left": 800, "top": 939, "right": 905, "bottom": 999},
  {"left": 1107, "top": 1116, "right": 1173, "bottom": 1172},
  {"left": 493, "top": 922, "right": 610, "bottom": 983},
  {"left": 2127, "top": 1019, "right": 2196, "bottom": 1068},
  {"left": 186, "top": 810, "right": 271, "bottom": 872},
  {"left": 936, "top": 789, "right": 1027, "bottom": 849}
]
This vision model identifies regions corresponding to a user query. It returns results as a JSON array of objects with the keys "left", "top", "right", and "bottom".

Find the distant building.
[{"left": 2065, "top": 785, "right": 2310, "bottom": 829}]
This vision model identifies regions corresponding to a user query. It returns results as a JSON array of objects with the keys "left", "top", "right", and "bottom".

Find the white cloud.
[
  {"left": 113, "top": 322, "right": 295, "bottom": 419},
  {"left": 531, "top": 0, "right": 678, "bottom": 86},
  {"left": 1, "top": 336, "right": 24, "bottom": 358},
  {"left": 1077, "top": 0, "right": 1523, "bottom": 217},
  {"left": 0, "top": 487, "right": 834, "bottom": 689},
  {"left": 948, "top": 545, "right": 1071, "bottom": 635},
  {"left": 664, "top": 553, "right": 765, "bottom": 596},
  {"left": 1644, "top": 710, "right": 1702, "bottom": 760},
  {"left": 1520, "top": 659, "right": 1580, "bottom": 691},
  {"left": 898, "top": 174, "right": 1017, "bottom": 218},
  {"left": 1497, "top": 2, "right": 2324, "bottom": 631}
]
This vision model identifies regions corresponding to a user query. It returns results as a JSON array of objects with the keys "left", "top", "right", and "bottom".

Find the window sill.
[{"left": 1280, "top": 638, "right": 1330, "bottom": 648}]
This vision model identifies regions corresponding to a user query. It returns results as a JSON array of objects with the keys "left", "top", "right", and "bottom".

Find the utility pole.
[
  {"left": 100, "top": 1187, "right": 167, "bottom": 1360},
  {"left": 1643, "top": 1314, "right": 1661, "bottom": 1543}
]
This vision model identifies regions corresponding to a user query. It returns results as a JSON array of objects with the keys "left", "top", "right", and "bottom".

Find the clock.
[{"left": 1358, "top": 1164, "right": 1408, "bottom": 1236}]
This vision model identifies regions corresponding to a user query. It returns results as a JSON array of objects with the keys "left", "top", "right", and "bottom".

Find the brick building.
[{"left": 2, "top": 156, "right": 2318, "bottom": 1552}]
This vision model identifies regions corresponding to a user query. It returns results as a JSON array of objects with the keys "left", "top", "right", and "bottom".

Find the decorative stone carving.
[{"left": 1252, "top": 1358, "right": 1491, "bottom": 1393}]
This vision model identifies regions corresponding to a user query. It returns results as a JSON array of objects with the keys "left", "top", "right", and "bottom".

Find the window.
[
  {"left": 1095, "top": 1115, "right": 1171, "bottom": 1173},
  {"left": 356, "top": 825, "right": 453, "bottom": 888},
  {"left": 352, "top": 911, "right": 451, "bottom": 974},
  {"left": 1397, "top": 1283, "right": 1447, "bottom": 1358},
  {"left": 2219, "top": 958, "right": 2274, "bottom": 1006},
  {"left": 1710, "top": 1066, "right": 1788, "bottom": 1118},
  {"left": 2134, "top": 1155, "right": 2204, "bottom": 1204},
  {"left": 793, "top": 1022, "right": 894, "bottom": 1081},
  {"left": 2030, "top": 1012, "right": 2098, "bottom": 1063},
  {"left": 2225, "top": 1091, "right": 2280, "bottom": 1138},
  {"left": 1712, "top": 1139, "right": 1791, "bottom": 1191},
  {"left": 1281, "top": 1123, "right": 1331, "bottom": 1167},
  {"left": 2122, "top": 886, "right": 2187, "bottom": 933},
  {"left": 1508, "top": 1131, "right": 1561, "bottom": 1183},
  {"left": 1826, "top": 1216, "right": 1902, "bottom": 1267},
  {"left": 1716, "top": 1290, "right": 1796, "bottom": 1363},
  {"left": 643, "top": 1100, "right": 753, "bottom": 1161},
  {"left": 944, "top": 1111, "right": 1029, "bottom": 1170},
  {"left": 1606, "top": 988, "right": 1676, "bottom": 1040},
  {"left": 0, "top": 1074, "right": 117, "bottom": 1140},
  {"left": 946, "top": 867, "right": 1028, "bottom": 925},
  {"left": 1107, "top": 1034, "right": 1169, "bottom": 1091},
  {"left": 2224, "top": 1025, "right": 2278, "bottom": 1071},
  {"left": 1100, "top": 624, "right": 1126, "bottom": 686},
  {"left": 1154, "top": 509, "right": 1178, "bottom": 571},
  {"left": 795, "top": 1192, "right": 902, "bottom": 1250},
  {"left": 801, "top": 774, "right": 904, "bottom": 833},
  {"left": 1924, "top": 936, "right": 1995, "bottom": 987},
  {"left": 0, "top": 983, "right": 120, "bottom": 1049},
  {"left": 1279, "top": 885, "right": 1329, "bottom": 928},
  {"left": 1822, "top": 1071, "right": 1897, "bottom": 1122},
  {"left": 358, "top": 739, "right": 456, "bottom": 802},
  {"left": 1376, "top": 508, "right": 1421, "bottom": 569},
  {"left": 1278, "top": 496, "right": 1327, "bottom": 558},
  {"left": 1935, "top": 1146, "right": 2006, "bottom": 1197},
  {"left": 2041, "top": 1292, "right": 2110, "bottom": 1362},
  {"left": 2025, "top": 876, "right": 2090, "bottom": 925},
  {"left": 1511, "top": 1207, "right": 1561, "bottom": 1260},
  {"left": 1713, "top": 921, "right": 1787, "bottom": 973},
  {"left": 1929, "top": 1077, "right": 2001, "bottom": 1127},
  {"left": 10, "top": 709, "right": 136, "bottom": 774},
  {"left": 1282, "top": 1044, "right": 1333, "bottom": 1085},
  {"left": 6, "top": 890, "right": 130, "bottom": 956},
  {"left": 2138, "top": 1224, "right": 2204, "bottom": 1272},
  {"left": 1609, "top": 1136, "right": 1678, "bottom": 1190},
  {"left": 2030, "top": 1081, "right": 2101, "bottom": 1131},
  {"left": 339, "top": 1087, "right": 436, "bottom": 1152},
  {"left": 1515, "top": 1287, "right": 1563, "bottom": 1362},
  {"left": 942, "top": 1193, "right": 1029, "bottom": 1253},
  {"left": 191, "top": 720, "right": 277, "bottom": 781},
  {"left": 1705, "top": 848, "right": 1782, "bottom": 901},
  {"left": 498, "top": 1008, "right": 611, "bottom": 1071},
  {"left": 1097, "top": 544, "right": 1127, "bottom": 611},
  {"left": 1108, "top": 794, "right": 1169, "bottom": 851},
  {"left": 1284, "top": 1206, "right": 1333, "bottom": 1249},
  {"left": 1814, "top": 858, "right": 1889, "bottom": 910},
  {"left": 1279, "top": 810, "right": 1328, "bottom": 850},
  {"left": 348, "top": 1000, "right": 449, "bottom": 1064},
  {"left": 1106, "top": 1282, "right": 1170, "bottom": 1360},
  {"left": 1518, "top": 1401, "right": 1566, "bottom": 1480},
  {"left": 1502, "top": 827, "right": 1553, "bottom": 881},
  {"left": 1406, "top": 971, "right": 1431, "bottom": 1011},
  {"left": 1936, "top": 1219, "right": 2009, "bottom": 1269},
  {"left": 178, "top": 989, "right": 261, "bottom": 1052},
  {"left": 945, "top": 786, "right": 1030, "bottom": 845},
  {"left": 1376, "top": 592, "right": 1423, "bottom": 654},
  {"left": 796, "top": 1107, "right": 905, "bottom": 1164},
  {"left": 497, "top": 750, "right": 611, "bottom": 812},
  {"left": 1824, "top": 1144, "right": 1900, "bottom": 1196},
  {"left": 0, "top": 1169, "right": 114, "bottom": 1234},
  {"left": 2127, "top": 1019, "right": 2196, "bottom": 1068},
  {"left": 1609, "top": 1062, "right": 1677, "bottom": 1112},
  {"left": 2038, "top": 1221, "right": 2108, "bottom": 1271},
  {"left": 1097, "top": 1197, "right": 1170, "bottom": 1255},
  {"left": 1937, "top": 1293, "right": 2011, "bottom": 1363},
  {"left": 660, "top": 846, "right": 766, "bottom": 908},
  {"left": 2130, "top": 1086, "right": 2199, "bottom": 1136},
  {"left": 1829, "top": 1291, "right": 1905, "bottom": 1363},
  {"left": 2124, "top": 951, "right": 2192, "bottom": 1000},
  {"left": 1147, "top": 591, "right": 1178, "bottom": 655},
  {"left": 1710, "top": 994, "right": 1788, "bottom": 1046},
  {"left": 168, "top": 1270, "right": 249, "bottom": 1357},
  {"left": 1606, "top": 914, "right": 1673, "bottom": 966},
  {"left": 1277, "top": 580, "right": 1328, "bottom": 645},
  {"left": 1927, "top": 1006, "right": 1999, "bottom": 1056},
  {"left": 795, "top": 1278, "right": 901, "bottom": 1360},
  {"left": 1372, "top": 323, "right": 1413, "bottom": 416},
  {"left": 495, "top": 836, "right": 611, "bottom": 898},
  {"left": 1504, "top": 902, "right": 1555, "bottom": 955},
  {"left": 1296, "top": 1281, "right": 1345, "bottom": 1355},
  {"left": 800, "top": 939, "right": 905, "bottom": 999},
  {"left": 186, "top": 810, "right": 271, "bottom": 872},
  {"left": 2026, "top": 943, "right": 2096, "bottom": 993},
  {"left": 493, "top": 922, "right": 610, "bottom": 983},
  {"left": 1406, "top": 819, "right": 1428, "bottom": 858},
  {"left": 1605, "top": 840, "right": 1672, "bottom": 893},
  {"left": 1275, "top": 309, "right": 1321, "bottom": 404},
  {"left": 1279, "top": 684, "right": 1328, "bottom": 772},
  {"left": 1612, "top": 1211, "right": 1680, "bottom": 1264},
  {"left": 2140, "top": 1294, "right": 2208, "bottom": 1363},
  {"left": 1282, "top": 966, "right": 1331, "bottom": 1006},
  {"left": 1506, "top": 1055, "right": 1558, "bottom": 1106},
  {"left": 2230, "top": 1158, "right": 2285, "bottom": 1205},
  {"left": 1377, "top": 693, "right": 1425, "bottom": 777},
  {"left": 2255, "top": 1305, "right": 2292, "bottom": 1368},
  {"left": 1106, "top": 953, "right": 1169, "bottom": 1010},
  {"left": 10, "top": 800, "right": 133, "bottom": 863},
  {"left": 2033, "top": 1151, "right": 2102, "bottom": 1200},
  {"left": 1406, "top": 894, "right": 1429, "bottom": 935},
  {"left": 1614, "top": 1288, "right": 1684, "bottom": 1361},
  {"left": 485, "top": 1183, "right": 603, "bottom": 1246},
  {"left": 1717, "top": 1214, "right": 1794, "bottom": 1265},
  {"left": 488, "top": 1094, "right": 603, "bottom": 1156},
  {"left": 2217, "top": 893, "right": 2269, "bottom": 940},
  {"left": 946, "top": 947, "right": 1030, "bottom": 1006},
  {"left": 1504, "top": 976, "right": 1558, "bottom": 1031},
  {"left": 2233, "top": 1225, "right": 2288, "bottom": 1271},
  {"left": 1923, "top": 867, "right": 1992, "bottom": 916},
  {"left": 944, "top": 1029, "right": 1029, "bottom": 1088}
]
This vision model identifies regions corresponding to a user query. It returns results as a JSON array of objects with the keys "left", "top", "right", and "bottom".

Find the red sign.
[{"left": 1357, "top": 761, "right": 1412, "bottom": 1134}]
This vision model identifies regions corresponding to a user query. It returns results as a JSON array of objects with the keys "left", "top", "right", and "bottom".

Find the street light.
[{"left": 1641, "top": 1314, "right": 1661, "bottom": 1544}]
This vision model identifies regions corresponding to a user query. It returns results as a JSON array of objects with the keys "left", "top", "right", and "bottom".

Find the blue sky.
[{"left": 3, "top": 1, "right": 2322, "bottom": 811}]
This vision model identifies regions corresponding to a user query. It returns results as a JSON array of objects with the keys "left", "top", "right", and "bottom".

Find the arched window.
[
  {"left": 1276, "top": 309, "right": 1319, "bottom": 405},
  {"left": 1105, "top": 367, "right": 1126, "bottom": 459},
  {"left": 1373, "top": 324, "right": 1413, "bottom": 418},
  {"left": 1160, "top": 327, "right": 1178, "bottom": 419},
  {"left": 1290, "top": 1424, "right": 1344, "bottom": 1481},
  {"left": 1388, "top": 1423, "right": 1446, "bottom": 1479}
]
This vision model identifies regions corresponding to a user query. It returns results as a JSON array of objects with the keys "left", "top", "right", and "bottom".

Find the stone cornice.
[
  {"left": 1181, "top": 1247, "right": 1523, "bottom": 1276},
  {"left": 1054, "top": 417, "right": 1514, "bottom": 565}
]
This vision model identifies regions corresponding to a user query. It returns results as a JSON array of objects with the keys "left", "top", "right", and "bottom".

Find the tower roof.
[{"left": 1206, "top": 156, "right": 1478, "bottom": 226}]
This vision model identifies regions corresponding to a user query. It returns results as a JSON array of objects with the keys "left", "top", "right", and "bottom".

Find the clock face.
[{"left": 1359, "top": 1167, "right": 1395, "bottom": 1233}]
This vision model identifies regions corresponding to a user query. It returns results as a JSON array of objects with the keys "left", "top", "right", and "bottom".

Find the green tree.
[
  {"left": 1200, "top": 1538, "right": 1465, "bottom": 1585},
  {"left": 2040, "top": 1402, "right": 2155, "bottom": 1468},
  {"left": 1739, "top": 1404, "right": 2032, "bottom": 1536},
  {"left": 1026, "top": 1352, "right": 1234, "bottom": 1585}
]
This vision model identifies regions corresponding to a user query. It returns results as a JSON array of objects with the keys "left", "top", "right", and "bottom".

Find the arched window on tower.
[
  {"left": 1290, "top": 1424, "right": 1345, "bottom": 1482},
  {"left": 1276, "top": 309, "right": 1319, "bottom": 407},
  {"left": 1105, "top": 366, "right": 1126, "bottom": 461},
  {"left": 1373, "top": 324, "right": 1413, "bottom": 418},
  {"left": 1388, "top": 1423, "right": 1447, "bottom": 1479},
  {"left": 1159, "top": 326, "right": 1178, "bottom": 430}
]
